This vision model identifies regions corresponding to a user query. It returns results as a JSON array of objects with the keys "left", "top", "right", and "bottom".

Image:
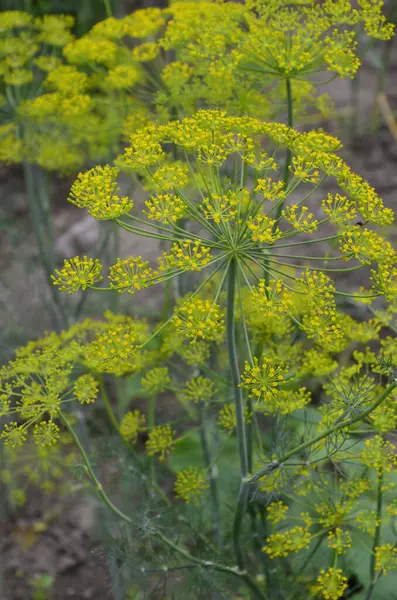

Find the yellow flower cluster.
[
  {"left": 375, "top": 544, "right": 397, "bottom": 575},
  {"left": 144, "top": 193, "right": 185, "bottom": 223},
  {"left": 174, "top": 467, "right": 209, "bottom": 504},
  {"left": 266, "top": 501, "right": 289, "bottom": 524},
  {"left": 146, "top": 424, "right": 176, "bottom": 461},
  {"left": 84, "top": 325, "right": 138, "bottom": 375},
  {"left": 263, "top": 525, "right": 311, "bottom": 558},
  {"left": 327, "top": 528, "right": 352, "bottom": 555},
  {"left": 240, "top": 357, "right": 287, "bottom": 403},
  {"left": 51, "top": 256, "right": 103, "bottom": 293},
  {"left": 174, "top": 298, "right": 224, "bottom": 341},
  {"left": 141, "top": 367, "right": 171, "bottom": 395},
  {"left": 315, "top": 568, "right": 348, "bottom": 600},
  {"left": 109, "top": 257, "right": 155, "bottom": 295},
  {"left": 68, "top": 166, "right": 133, "bottom": 220},
  {"left": 282, "top": 205, "right": 319, "bottom": 233},
  {"left": 120, "top": 410, "right": 146, "bottom": 444},
  {"left": 360, "top": 435, "right": 397, "bottom": 473},
  {"left": 249, "top": 279, "right": 293, "bottom": 318},
  {"left": 73, "top": 374, "right": 99, "bottom": 404},
  {"left": 181, "top": 376, "right": 215, "bottom": 404},
  {"left": 161, "top": 240, "right": 212, "bottom": 273},
  {"left": 217, "top": 403, "right": 251, "bottom": 434}
]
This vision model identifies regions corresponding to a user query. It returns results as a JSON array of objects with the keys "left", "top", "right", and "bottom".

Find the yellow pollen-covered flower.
[
  {"left": 132, "top": 41, "right": 159, "bottom": 62},
  {"left": 161, "top": 240, "right": 212, "bottom": 272},
  {"left": 327, "top": 528, "right": 352, "bottom": 555},
  {"left": 152, "top": 163, "right": 189, "bottom": 190},
  {"left": 266, "top": 501, "right": 289, "bottom": 524},
  {"left": 340, "top": 229, "right": 395, "bottom": 265},
  {"left": 105, "top": 65, "right": 140, "bottom": 90},
  {"left": 51, "top": 256, "right": 103, "bottom": 293},
  {"left": 182, "top": 376, "right": 216, "bottom": 404},
  {"left": 45, "top": 65, "right": 89, "bottom": 95},
  {"left": 315, "top": 568, "right": 348, "bottom": 600},
  {"left": 84, "top": 325, "right": 138, "bottom": 375},
  {"left": 144, "top": 193, "right": 185, "bottom": 223},
  {"left": 120, "top": 410, "right": 146, "bottom": 444},
  {"left": 0, "top": 422, "right": 27, "bottom": 448},
  {"left": 141, "top": 367, "right": 171, "bottom": 394},
  {"left": 109, "top": 257, "right": 155, "bottom": 294},
  {"left": 250, "top": 279, "right": 293, "bottom": 317},
  {"left": 33, "top": 421, "right": 60, "bottom": 447},
  {"left": 322, "top": 193, "right": 356, "bottom": 225},
  {"left": 360, "top": 435, "right": 397, "bottom": 473},
  {"left": 254, "top": 178, "right": 285, "bottom": 202},
  {"left": 73, "top": 374, "right": 98, "bottom": 404},
  {"left": 263, "top": 526, "right": 311, "bottom": 558},
  {"left": 217, "top": 403, "right": 251, "bottom": 434},
  {"left": 248, "top": 214, "right": 282, "bottom": 244},
  {"left": 68, "top": 165, "right": 133, "bottom": 220},
  {"left": 375, "top": 544, "right": 397, "bottom": 575},
  {"left": 240, "top": 357, "right": 287, "bottom": 403},
  {"left": 174, "top": 467, "right": 209, "bottom": 504},
  {"left": 282, "top": 204, "right": 319, "bottom": 233},
  {"left": 174, "top": 298, "right": 224, "bottom": 341},
  {"left": 146, "top": 424, "right": 176, "bottom": 461}
]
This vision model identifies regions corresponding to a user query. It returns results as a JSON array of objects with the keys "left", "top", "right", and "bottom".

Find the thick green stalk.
[
  {"left": 148, "top": 394, "right": 156, "bottom": 485},
  {"left": 104, "top": 0, "right": 113, "bottom": 17},
  {"left": 275, "top": 76, "right": 294, "bottom": 223},
  {"left": 199, "top": 401, "right": 222, "bottom": 547},
  {"left": 251, "top": 383, "right": 397, "bottom": 484},
  {"left": 366, "top": 468, "right": 384, "bottom": 600},
  {"left": 227, "top": 258, "right": 250, "bottom": 571}
]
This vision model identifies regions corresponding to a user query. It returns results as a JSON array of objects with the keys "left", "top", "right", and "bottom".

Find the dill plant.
[
  {"left": 0, "top": 0, "right": 393, "bottom": 326},
  {"left": 1, "top": 1, "right": 397, "bottom": 599},
  {"left": 1, "top": 108, "right": 397, "bottom": 598}
]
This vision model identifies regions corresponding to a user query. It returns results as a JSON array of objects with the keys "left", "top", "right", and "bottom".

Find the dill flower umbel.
[
  {"left": 217, "top": 403, "right": 252, "bottom": 434},
  {"left": 375, "top": 544, "right": 397, "bottom": 575},
  {"left": 315, "top": 568, "right": 348, "bottom": 600},
  {"left": 240, "top": 357, "right": 287, "bottom": 403},
  {"left": 263, "top": 525, "right": 312, "bottom": 558},
  {"left": 146, "top": 424, "right": 176, "bottom": 461},
  {"left": 68, "top": 165, "right": 134, "bottom": 220},
  {"left": 141, "top": 367, "right": 172, "bottom": 395},
  {"left": 181, "top": 376, "right": 216, "bottom": 404},
  {"left": 174, "top": 298, "right": 224, "bottom": 341},
  {"left": 109, "top": 257, "right": 155, "bottom": 295},
  {"left": 120, "top": 410, "right": 146, "bottom": 444},
  {"left": 73, "top": 374, "right": 99, "bottom": 405},
  {"left": 51, "top": 256, "right": 103, "bottom": 293},
  {"left": 174, "top": 467, "right": 209, "bottom": 504}
]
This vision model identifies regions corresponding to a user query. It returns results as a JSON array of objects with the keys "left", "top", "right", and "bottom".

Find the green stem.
[
  {"left": 155, "top": 531, "right": 268, "bottom": 600},
  {"left": 276, "top": 76, "right": 293, "bottom": 221},
  {"left": 104, "top": 0, "right": 113, "bottom": 17},
  {"left": 199, "top": 401, "right": 222, "bottom": 547},
  {"left": 251, "top": 383, "right": 397, "bottom": 484},
  {"left": 60, "top": 411, "right": 133, "bottom": 523},
  {"left": 226, "top": 258, "right": 250, "bottom": 570},
  {"left": 23, "top": 162, "right": 68, "bottom": 328},
  {"left": 148, "top": 394, "right": 156, "bottom": 485},
  {"left": 99, "top": 375, "right": 120, "bottom": 433},
  {"left": 366, "top": 468, "right": 384, "bottom": 600},
  {"left": 61, "top": 410, "right": 267, "bottom": 599}
]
